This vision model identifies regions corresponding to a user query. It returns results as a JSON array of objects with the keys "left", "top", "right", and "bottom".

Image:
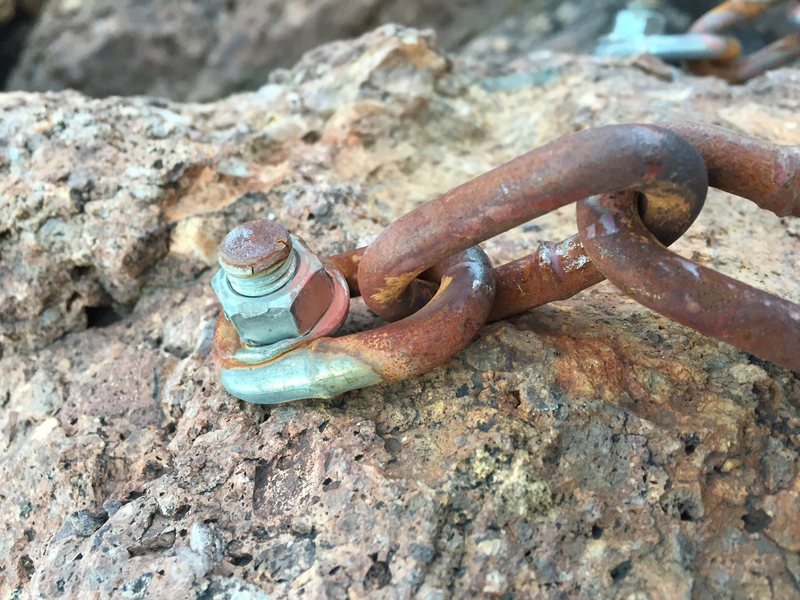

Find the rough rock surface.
[
  {"left": 1, "top": 24, "right": 799, "bottom": 599},
  {"left": 5, "top": 0, "right": 719, "bottom": 101},
  {"left": 7, "top": 0, "right": 617, "bottom": 100}
]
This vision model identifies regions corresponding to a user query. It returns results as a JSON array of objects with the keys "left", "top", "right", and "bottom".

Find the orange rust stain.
[
  {"left": 212, "top": 314, "right": 240, "bottom": 365},
  {"left": 368, "top": 272, "right": 419, "bottom": 307},
  {"left": 548, "top": 330, "right": 705, "bottom": 423},
  {"left": 718, "top": 38, "right": 742, "bottom": 62},
  {"left": 550, "top": 335, "right": 627, "bottom": 400},
  {"left": 711, "top": 1, "right": 771, "bottom": 21}
]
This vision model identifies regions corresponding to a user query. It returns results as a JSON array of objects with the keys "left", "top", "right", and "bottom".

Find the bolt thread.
[{"left": 223, "top": 249, "right": 298, "bottom": 297}]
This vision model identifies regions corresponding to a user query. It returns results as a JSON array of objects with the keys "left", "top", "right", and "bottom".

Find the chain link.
[
  {"left": 596, "top": 0, "right": 800, "bottom": 82},
  {"left": 212, "top": 121, "right": 799, "bottom": 403}
]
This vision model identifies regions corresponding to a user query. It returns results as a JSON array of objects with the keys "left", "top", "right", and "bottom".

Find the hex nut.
[{"left": 211, "top": 235, "right": 334, "bottom": 347}]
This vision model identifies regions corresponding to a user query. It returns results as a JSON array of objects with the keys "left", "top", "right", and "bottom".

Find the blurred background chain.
[{"left": 595, "top": 0, "right": 800, "bottom": 82}]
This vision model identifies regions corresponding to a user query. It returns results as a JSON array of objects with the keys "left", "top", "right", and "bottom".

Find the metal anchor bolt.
[
  {"left": 211, "top": 219, "right": 350, "bottom": 349},
  {"left": 218, "top": 219, "right": 296, "bottom": 297}
]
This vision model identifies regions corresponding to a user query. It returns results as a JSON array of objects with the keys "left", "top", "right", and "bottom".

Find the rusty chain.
[
  {"left": 575, "top": 122, "right": 800, "bottom": 370},
  {"left": 210, "top": 4, "right": 800, "bottom": 404},
  {"left": 595, "top": 0, "right": 800, "bottom": 83},
  {"left": 211, "top": 122, "right": 799, "bottom": 403},
  {"left": 356, "top": 125, "right": 708, "bottom": 322}
]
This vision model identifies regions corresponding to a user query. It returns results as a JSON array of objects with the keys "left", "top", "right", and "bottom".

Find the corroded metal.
[
  {"left": 212, "top": 234, "right": 348, "bottom": 347},
  {"left": 689, "top": 32, "right": 800, "bottom": 83},
  {"left": 488, "top": 122, "right": 800, "bottom": 363},
  {"left": 324, "top": 248, "right": 366, "bottom": 297},
  {"left": 597, "top": 0, "right": 800, "bottom": 83},
  {"left": 657, "top": 121, "right": 800, "bottom": 218},
  {"left": 576, "top": 191, "right": 800, "bottom": 372},
  {"left": 573, "top": 121, "right": 800, "bottom": 371},
  {"left": 219, "top": 219, "right": 293, "bottom": 296},
  {"left": 687, "top": 0, "right": 800, "bottom": 83},
  {"left": 213, "top": 121, "right": 799, "bottom": 405},
  {"left": 689, "top": 0, "right": 785, "bottom": 37},
  {"left": 595, "top": 7, "right": 741, "bottom": 62},
  {"left": 357, "top": 124, "right": 709, "bottom": 323},
  {"left": 323, "top": 184, "right": 707, "bottom": 324},
  {"left": 220, "top": 263, "right": 351, "bottom": 367},
  {"left": 595, "top": 32, "right": 741, "bottom": 62},
  {"left": 488, "top": 235, "right": 605, "bottom": 322},
  {"left": 488, "top": 122, "right": 800, "bottom": 321},
  {"left": 215, "top": 248, "right": 495, "bottom": 403}
]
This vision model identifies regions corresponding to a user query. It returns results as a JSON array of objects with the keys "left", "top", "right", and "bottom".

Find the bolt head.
[{"left": 219, "top": 219, "right": 292, "bottom": 274}]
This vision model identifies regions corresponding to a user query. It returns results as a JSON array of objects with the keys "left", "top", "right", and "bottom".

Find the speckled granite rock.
[{"left": 1, "top": 24, "right": 799, "bottom": 599}]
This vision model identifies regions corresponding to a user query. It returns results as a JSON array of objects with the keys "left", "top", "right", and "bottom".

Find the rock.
[
  {"left": 1, "top": 23, "right": 799, "bottom": 599},
  {"left": 0, "top": 0, "right": 14, "bottom": 23},
  {"left": 51, "top": 509, "right": 108, "bottom": 542},
  {"left": 5, "top": 0, "right": 718, "bottom": 101},
  {"left": 7, "top": 0, "right": 570, "bottom": 100},
  {"left": 0, "top": 0, "right": 44, "bottom": 24},
  {"left": 0, "top": 0, "right": 42, "bottom": 88}
]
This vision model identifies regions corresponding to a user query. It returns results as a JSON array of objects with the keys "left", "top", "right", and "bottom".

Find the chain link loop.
[{"left": 213, "top": 122, "right": 799, "bottom": 403}]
